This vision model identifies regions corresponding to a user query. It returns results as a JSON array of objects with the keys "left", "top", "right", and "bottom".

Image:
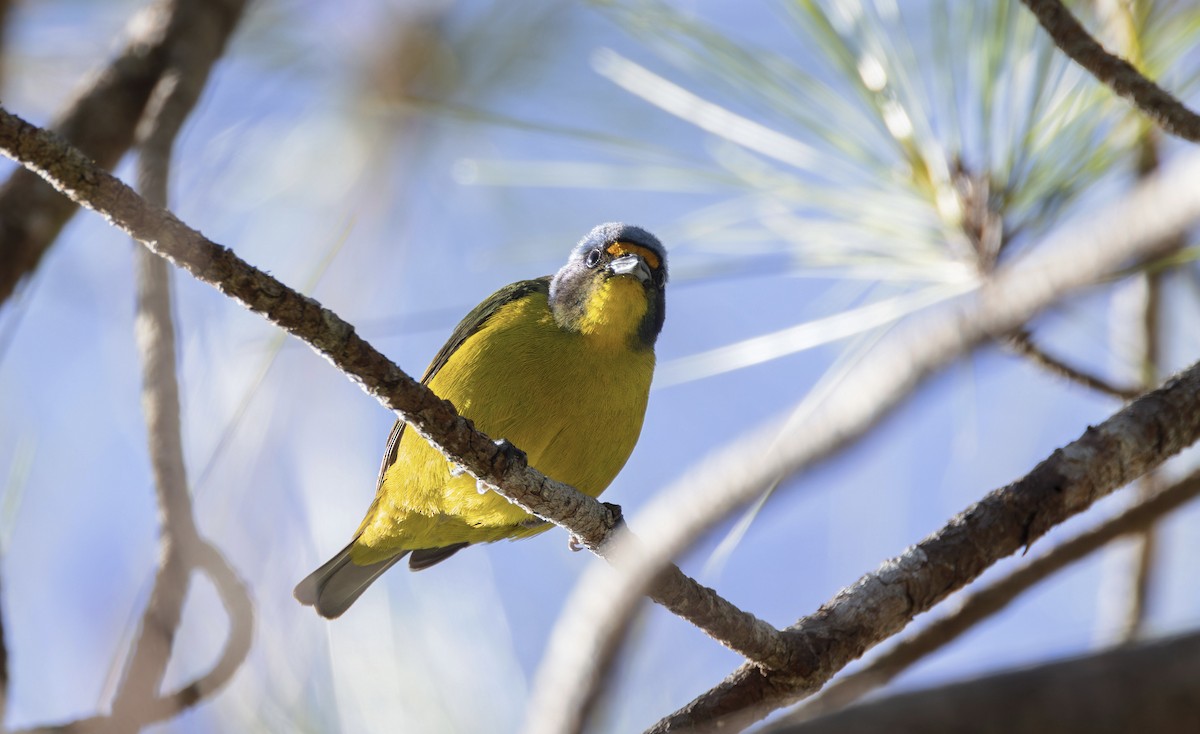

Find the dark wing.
[{"left": 372, "top": 277, "right": 552, "bottom": 492}]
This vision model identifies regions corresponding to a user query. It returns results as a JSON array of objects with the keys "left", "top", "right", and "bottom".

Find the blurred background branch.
[
  {"left": 0, "top": 0, "right": 246, "bottom": 306},
  {"left": 1020, "top": 0, "right": 1200, "bottom": 141},
  {"left": 110, "top": 2, "right": 251, "bottom": 729},
  {"left": 761, "top": 628, "right": 1200, "bottom": 734},
  {"left": 1, "top": 0, "right": 251, "bottom": 731},
  {"left": 1005, "top": 328, "right": 1141, "bottom": 401}
]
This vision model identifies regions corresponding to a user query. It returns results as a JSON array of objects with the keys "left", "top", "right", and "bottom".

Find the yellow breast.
[{"left": 354, "top": 286, "right": 655, "bottom": 560}]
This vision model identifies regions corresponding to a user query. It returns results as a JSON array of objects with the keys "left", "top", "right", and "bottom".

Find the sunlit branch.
[
  {"left": 526, "top": 150, "right": 1200, "bottom": 734},
  {"left": 781, "top": 468, "right": 1200, "bottom": 724},
  {"left": 0, "top": 105, "right": 792, "bottom": 680},
  {"left": 646, "top": 360, "right": 1200, "bottom": 733}
]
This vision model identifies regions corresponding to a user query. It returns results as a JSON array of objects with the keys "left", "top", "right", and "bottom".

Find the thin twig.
[
  {"left": 1120, "top": 274, "right": 1162, "bottom": 641},
  {"left": 1006, "top": 328, "right": 1141, "bottom": 401},
  {"left": 1020, "top": 0, "right": 1200, "bottom": 142},
  {"left": 782, "top": 468, "right": 1200, "bottom": 724},
  {"left": 1118, "top": 122, "right": 1181, "bottom": 644},
  {"left": 527, "top": 151, "right": 1200, "bottom": 734},
  {"left": 0, "top": 106, "right": 791, "bottom": 678}
]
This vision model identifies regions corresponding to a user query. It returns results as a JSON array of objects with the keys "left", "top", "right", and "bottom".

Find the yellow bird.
[{"left": 295, "top": 223, "right": 667, "bottom": 618}]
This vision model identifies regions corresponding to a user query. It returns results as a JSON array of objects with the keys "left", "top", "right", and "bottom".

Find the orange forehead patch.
[{"left": 606, "top": 242, "right": 661, "bottom": 270}]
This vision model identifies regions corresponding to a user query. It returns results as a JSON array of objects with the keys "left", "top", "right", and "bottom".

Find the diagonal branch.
[
  {"left": 782, "top": 468, "right": 1200, "bottom": 724},
  {"left": 1005, "top": 328, "right": 1141, "bottom": 401},
  {"left": 526, "top": 150, "right": 1200, "bottom": 734},
  {"left": 1020, "top": 0, "right": 1200, "bottom": 142},
  {"left": 647, "top": 363, "right": 1200, "bottom": 733},
  {"left": 0, "top": 106, "right": 789, "bottom": 676},
  {"left": 0, "top": 0, "right": 247, "bottom": 306}
]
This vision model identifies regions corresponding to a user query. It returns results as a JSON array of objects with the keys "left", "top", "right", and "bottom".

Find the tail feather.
[
  {"left": 295, "top": 541, "right": 408, "bottom": 619},
  {"left": 408, "top": 542, "right": 469, "bottom": 570}
]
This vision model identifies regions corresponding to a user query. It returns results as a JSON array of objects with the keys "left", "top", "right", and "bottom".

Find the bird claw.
[
  {"left": 602, "top": 501, "right": 625, "bottom": 528},
  {"left": 492, "top": 438, "right": 528, "bottom": 472}
]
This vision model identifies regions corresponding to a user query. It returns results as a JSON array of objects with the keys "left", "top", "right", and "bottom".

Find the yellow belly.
[{"left": 352, "top": 290, "right": 654, "bottom": 562}]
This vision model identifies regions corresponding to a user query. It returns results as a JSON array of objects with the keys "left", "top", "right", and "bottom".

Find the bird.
[{"left": 295, "top": 222, "right": 667, "bottom": 618}]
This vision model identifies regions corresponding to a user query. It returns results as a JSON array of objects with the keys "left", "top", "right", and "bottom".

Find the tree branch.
[
  {"left": 0, "top": 0, "right": 247, "bottom": 305},
  {"left": 1118, "top": 128, "right": 1179, "bottom": 643},
  {"left": 109, "top": 244, "right": 198, "bottom": 728},
  {"left": 1020, "top": 0, "right": 1200, "bottom": 142},
  {"left": 783, "top": 468, "right": 1200, "bottom": 723},
  {"left": 10, "top": 541, "right": 253, "bottom": 734},
  {"left": 0, "top": 106, "right": 790, "bottom": 678},
  {"left": 111, "top": 15, "right": 250, "bottom": 726},
  {"left": 7, "top": 1, "right": 251, "bottom": 730},
  {"left": 645, "top": 364, "right": 1200, "bottom": 733},
  {"left": 526, "top": 150, "right": 1200, "bottom": 734},
  {"left": 110, "top": 76, "right": 200, "bottom": 734},
  {"left": 1005, "top": 329, "right": 1141, "bottom": 401}
]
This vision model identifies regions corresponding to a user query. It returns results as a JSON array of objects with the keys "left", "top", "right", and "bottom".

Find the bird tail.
[{"left": 294, "top": 540, "right": 407, "bottom": 619}]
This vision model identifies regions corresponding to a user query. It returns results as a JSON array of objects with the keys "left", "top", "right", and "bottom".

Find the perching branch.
[
  {"left": 0, "top": 106, "right": 790, "bottom": 677},
  {"left": 1020, "top": 0, "right": 1200, "bottom": 142},
  {"left": 0, "top": 0, "right": 247, "bottom": 306},
  {"left": 783, "top": 468, "right": 1200, "bottom": 724},
  {"left": 526, "top": 150, "right": 1200, "bottom": 734}
]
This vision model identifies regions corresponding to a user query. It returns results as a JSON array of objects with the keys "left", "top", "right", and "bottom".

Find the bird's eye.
[{"left": 585, "top": 248, "right": 602, "bottom": 268}]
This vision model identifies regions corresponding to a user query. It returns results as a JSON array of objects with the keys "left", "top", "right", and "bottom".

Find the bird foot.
[
  {"left": 602, "top": 501, "right": 625, "bottom": 528},
  {"left": 492, "top": 438, "right": 528, "bottom": 473}
]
